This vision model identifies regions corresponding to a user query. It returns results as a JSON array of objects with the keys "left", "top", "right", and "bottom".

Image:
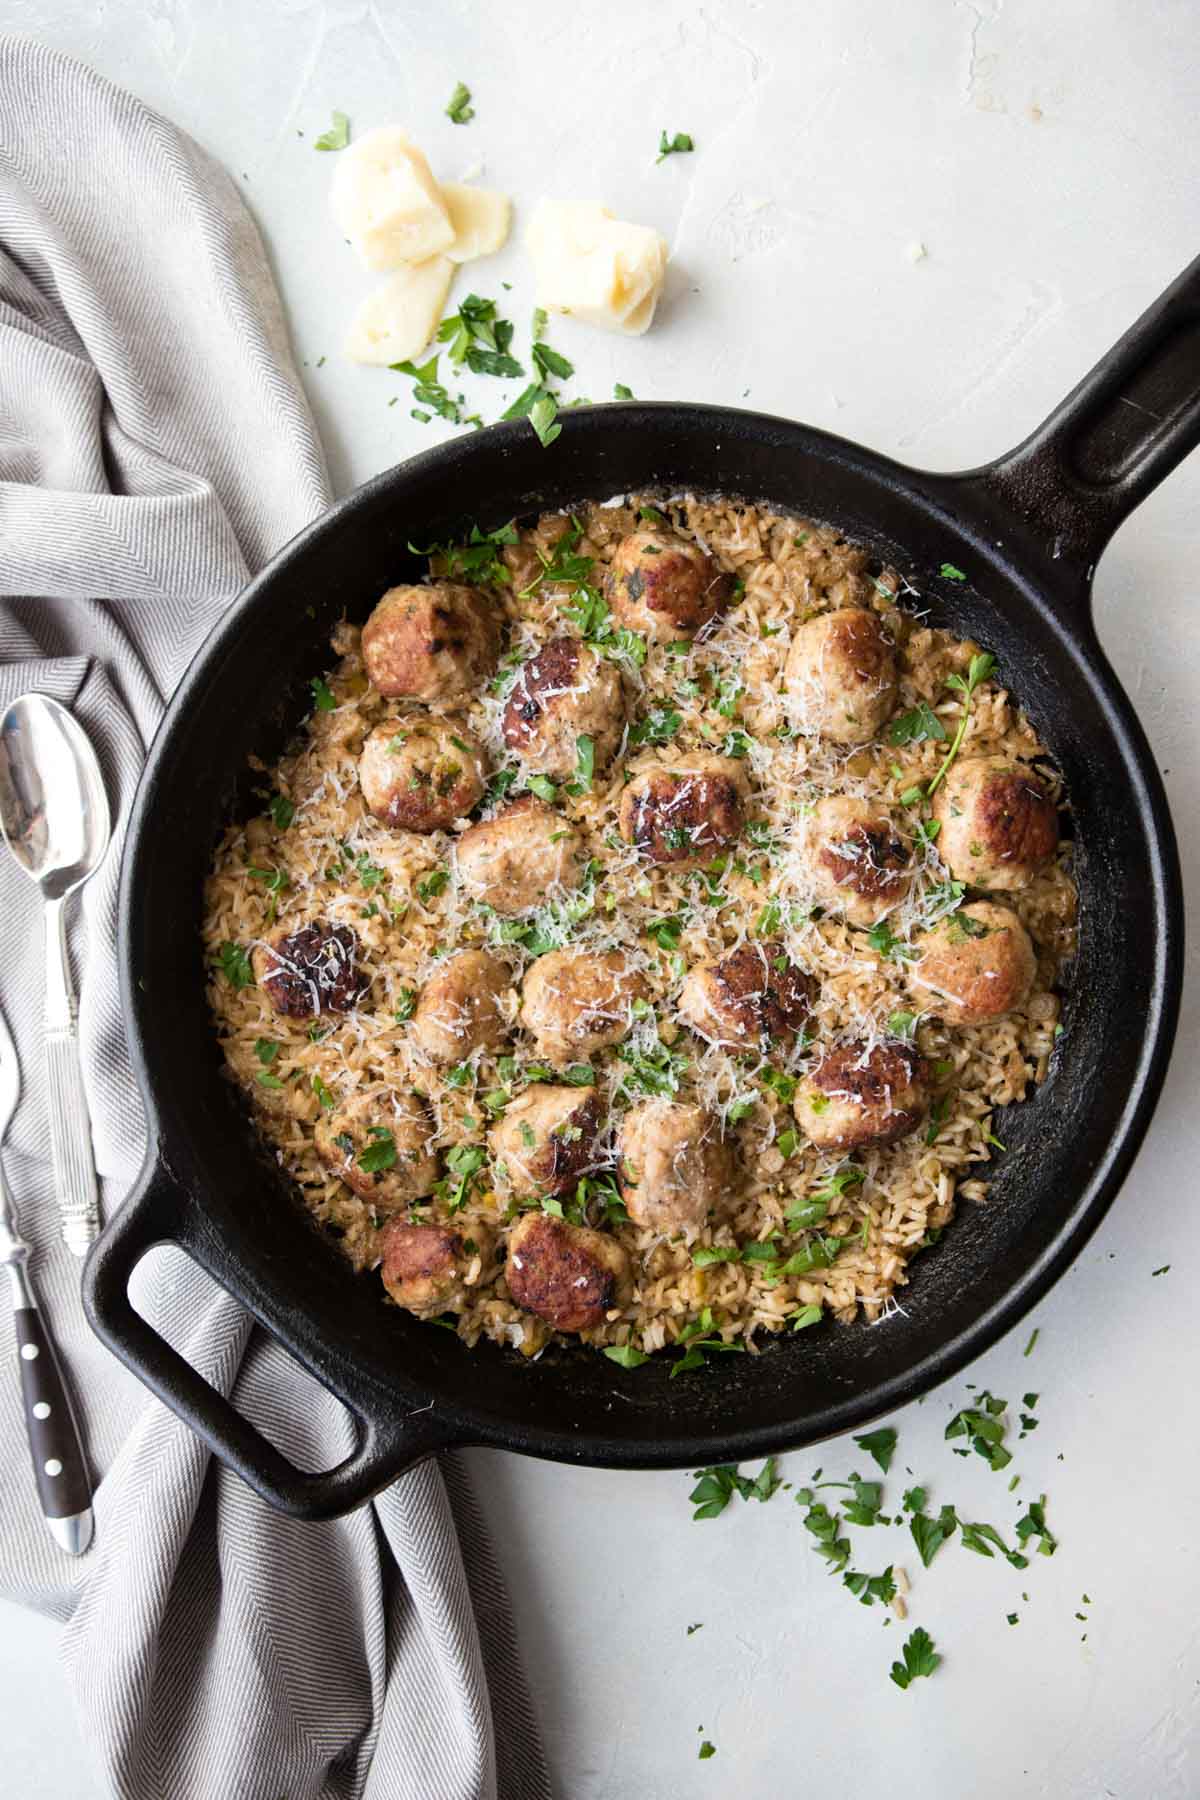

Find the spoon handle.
[{"left": 44, "top": 896, "right": 102, "bottom": 1256}]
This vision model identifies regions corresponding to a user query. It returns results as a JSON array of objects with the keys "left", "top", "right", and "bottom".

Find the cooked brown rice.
[{"left": 202, "top": 495, "right": 1076, "bottom": 1363}]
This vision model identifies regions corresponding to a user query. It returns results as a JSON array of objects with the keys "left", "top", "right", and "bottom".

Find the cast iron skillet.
[{"left": 85, "top": 258, "right": 1195, "bottom": 1520}]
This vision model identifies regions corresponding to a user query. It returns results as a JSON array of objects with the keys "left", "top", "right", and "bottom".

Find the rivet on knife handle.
[
  {"left": 43, "top": 894, "right": 101, "bottom": 1255},
  {"left": 13, "top": 1299, "right": 94, "bottom": 1555}
]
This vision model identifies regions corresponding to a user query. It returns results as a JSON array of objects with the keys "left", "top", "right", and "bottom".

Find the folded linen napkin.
[{"left": 0, "top": 36, "right": 547, "bottom": 1800}]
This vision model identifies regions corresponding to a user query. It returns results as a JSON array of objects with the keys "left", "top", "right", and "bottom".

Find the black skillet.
[{"left": 84, "top": 258, "right": 1194, "bottom": 1519}]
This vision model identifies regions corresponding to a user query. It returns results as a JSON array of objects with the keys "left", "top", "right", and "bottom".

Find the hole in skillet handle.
[{"left": 82, "top": 1154, "right": 459, "bottom": 1519}]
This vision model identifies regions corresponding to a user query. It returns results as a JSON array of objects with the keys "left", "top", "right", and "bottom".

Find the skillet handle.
[
  {"left": 83, "top": 1157, "right": 457, "bottom": 1520},
  {"left": 968, "top": 252, "right": 1200, "bottom": 575}
]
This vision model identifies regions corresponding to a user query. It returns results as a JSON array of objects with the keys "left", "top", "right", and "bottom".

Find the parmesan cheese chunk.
[
  {"left": 525, "top": 200, "right": 669, "bottom": 336},
  {"left": 441, "top": 182, "right": 512, "bottom": 263},
  {"left": 344, "top": 258, "right": 454, "bottom": 366},
  {"left": 331, "top": 126, "right": 455, "bottom": 271}
]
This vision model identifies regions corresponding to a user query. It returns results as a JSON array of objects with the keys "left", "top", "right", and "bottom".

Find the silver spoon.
[
  {"left": 0, "top": 1001, "right": 94, "bottom": 1554},
  {"left": 0, "top": 694, "right": 111, "bottom": 1255}
]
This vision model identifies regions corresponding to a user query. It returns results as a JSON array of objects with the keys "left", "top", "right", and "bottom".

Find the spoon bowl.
[{"left": 0, "top": 695, "right": 111, "bottom": 899}]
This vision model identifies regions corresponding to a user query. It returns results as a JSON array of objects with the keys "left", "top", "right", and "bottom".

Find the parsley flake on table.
[
  {"left": 698, "top": 1740, "right": 716, "bottom": 1760},
  {"left": 889, "top": 1626, "right": 941, "bottom": 1689},
  {"left": 445, "top": 81, "right": 474, "bottom": 124},
  {"left": 945, "top": 1391, "right": 1012, "bottom": 1471},
  {"left": 657, "top": 129, "right": 695, "bottom": 162},
  {"left": 853, "top": 1426, "right": 898, "bottom": 1473},
  {"left": 688, "top": 1457, "right": 781, "bottom": 1520},
  {"left": 313, "top": 110, "right": 349, "bottom": 152}
]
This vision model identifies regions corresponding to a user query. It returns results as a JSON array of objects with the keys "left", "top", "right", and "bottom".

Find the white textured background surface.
[{"left": 1, "top": 2, "right": 1198, "bottom": 1796}]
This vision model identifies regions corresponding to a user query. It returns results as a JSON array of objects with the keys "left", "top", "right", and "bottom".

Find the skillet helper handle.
[
  {"left": 84, "top": 1159, "right": 455, "bottom": 1519},
  {"left": 978, "top": 252, "right": 1200, "bottom": 572},
  {"left": 44, "top": 894, "right": 102, "bottom": 1256}
]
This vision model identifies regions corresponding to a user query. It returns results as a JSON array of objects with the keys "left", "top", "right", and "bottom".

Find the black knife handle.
[{"left": 14, "top": 1304, "right": 93, "bottom": 1520}]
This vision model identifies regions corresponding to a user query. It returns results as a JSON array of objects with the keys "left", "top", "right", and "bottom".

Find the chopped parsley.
[
  {"left": 571, "top": 734, "right": 595, "bottom": 792},
  {"left": 445, "top": 81, "right": 474, "bottom": 124},
  {"left": 415, "top": 867, "right": 449, "bottom": 904},
  {"left": 218, "top": 942, "right": 254, "bottom": 990},
  {"left": 670, "top": 1306, "right": 744, "bottom": 1377},
  {"left": 529, "top": 391, "right": 561, "bottom": 448},
  {"left": 310, "top": 676, "right": 336, "bottom": 712},
  {"left": 393, "top": 988, "right": 417, "bottom": 1023},
  {"left": 617, "top": 1036, "right": 690, "bottom": 1099},
  {"left": 909, "top": 1503, "right": 958, "bottom": 1568},
  {"left": 613, "top": 382, "right": 635, "bottom": 400},
  {"left": 889, "top": 700, "right": 947, "bottom": 746},
  {"left": 889, "top": 1627, "right": 940, "bottom": 1690},
  {"left": 853, "top": 1426, "right": 898, "bottom": 1473},
  {"left": 437, "top": 1143, "right": 487, "bottom": 1212},
  {"left": 313, "top": 111, "right": 350, "bottom": 152},
  {"left": 940, "top": 562, "right": 967, "bottom": 582},
  {"left": 391, "top": 352, "right": 478, "bottom": 427},
  {"left": 311, "top": 1073, "right": 335, "bottom": 1111},
  {"left": 657, "top": 129, "right": 695, "bottom": 162},
  {"left": 630, "top": 706, "right": 682, "bottom": 747},
  {"left": 1014, "top": 1495, "right": 1057, "bottom": 1557},
  {"left": 888, "top": 1010, "right": 917, "bottom": 1039},
  {"left": 358, "top": 1127, "right": 396, "bottom": 1173},
  {"left": 269, "top": 793, "right": 295, "bottom": 830},
  {"left": 926, "top": 652, "right": 997, "bottom": 799},
  {"left": 604, "top": 1342, "right": 651, "bottom": 1369},
  {"left": 689, "top": 1457, "right": 781, "bottom": 1519},
  {"left": 945, "top": 1391, "right": 1011, "bottom": 1471},
  {"left": 409, "top": 518, "right": 519, "bottom": 587},
  {"left": 437, "top": 294, "right": 523, "bottom": 377},
  {"left": 867, "top": 921, "right": 917, "bottom": 963},
  {"left": 532, "top": 339, "right": 574, "bottom": 382}
]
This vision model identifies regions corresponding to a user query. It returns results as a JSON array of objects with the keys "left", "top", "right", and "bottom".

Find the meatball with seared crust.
[
  {"left": 794, "top": 1040, "right": 932, "bottom": 1151},
  {"left": 617, "top": 1101, "right": 733, "bottom": 1238},
  {"left": 455, "top": 795, "right": 581, "bottom": 915},
  {"left": 252, "top": 921, "right": 367, "bottom": 1018},
  {"left": 605, "top": 527, "right": 734, "bottom": 643},
  {"left": 410, "top": 949, "right": 512, "bottom": 1063},
  {"left": 519, "top": 950, "right": 648, "bottom": 1064},
  {"left": 910, "top": 901, "right": 1036, "bottom": 1025},
  {"left": 501, "top": 637, "right": 626, "bottom": 778},
  {"left": 678, "top": 940, "right": 815, "bottom": 1051},
  {"left": 785, "top": 608, "right": 898, "bottom": 745},
  {"left": 361, "top": 582, "right": 500, "bottom": 703},
  {"left": 489, "top": 1086, "right": 602, "bottom": 1197},
  {"left": 315, "top": 1089, "right": 440, "bottom": 1210},
  {"left": 804, "top": 795, "right": 912, "bottom": 926},
  {"left": 379, "top": 1219, "right": 494, "bottom": 1317},
  {"left": 359, "top": 718, "right": 487, "bottom": 832},
  {"left": 618, "top": 755, "right": 749, "bottom": 865},
  {"left": 932, "top": 757, "right": 1059, "bottom": 890},
  {"left": 505, "top": 1211, "right": 629, "bottom": 1333}
]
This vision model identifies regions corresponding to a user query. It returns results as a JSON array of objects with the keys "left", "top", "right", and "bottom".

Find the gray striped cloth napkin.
[{"left": 0, "top": 36, "right": 548, "bottom": 1800}]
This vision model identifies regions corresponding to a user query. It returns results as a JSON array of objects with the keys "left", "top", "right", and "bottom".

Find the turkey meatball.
[
  {"left": 804, "top": 795, "right": 912, "bottom": 926},
  {"left": 314, "top": 1088, "right": 439, "bottom": 1211},
  {"left": 358, "top": 719, "right": 487, "bottom": 832},
  {"left": 605, "top": 526, "right": 734, "bottom": 643},
  {"left": 455, "top": 795, "right": 581, "bottom": 915},
  {"left": 410, "top": 950, "right": 512, "bottom": 1063},
  {"left": 519, "top": 950, "right": 648, "bottom": 1064},
  {"left": 501, "top": 636, "right": 626, "bottom": 777},
  {"left": 931, "top": 757, "right": 1059, "bottom": 890},
  {"left": 489, "top": 1086, "right": 602, "bottom": 1197},
  {"left": 794, "top": 1040, "right": 932, "bottom": 1151},
  {"left": 785, "top": 608, "right": 898, "bottom": 745},
  {"left": 361, "top": 582, "right": 500, "bottom": 703},
  {"left": 618, "top": 755, "right": 748, "bottom": 865},
  {"left": 617, "top": 1101, "right": 733, "bottom": 1238},
  {"left": 505, "top": 1211, "right": 629, "bottom": 1333},
  {"left": 909, "top": 901, "right": 1037, "bottom": 1025},
  {"left": 252, "top": 921, "right": 367, "bottom": 1018},
  {"left": 678, "top": 941, "right": 815, "bottom": 1051},
  {"left": 379, "top": 1219, "right": 493, "bottom": 1318}
]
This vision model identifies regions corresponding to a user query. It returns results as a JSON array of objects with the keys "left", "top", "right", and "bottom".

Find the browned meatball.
[
  {"left": 489, "top": 1086, "right": 602, "bottom": 1196},
  {"left": 519, "top": 950, "right": 649, "bottom": 1064},
  {"left": 932, "top": 757, "right": 1059, "bottom": 890},
  {"left": 504, "top": 1211, "right": 629, "bottom": 1333},
  {"left": 252, "top": 921, "right": 367, "bottom": 1018},
  {"left": 785, "top": 608, "right": 898, "bottom": 745},
  {"left": 618, "top": 756, "right": 748, "bottom": 865},
  {"left": 379, "top": 1219, "right": 494, "bottom": 1317},
  {"left": 678, "top": 941, "right": 815, "bottom": 1051},
  {"left": 794, "top": 1040, "right": 932, "bottom": 1151},
  {"left": 455, "top": 795, "right": 581, "bottom": 914},
  {"left": 604, "top": 527, "right": 734, "bottom": 643},
  {"left": 501, "top": 637, "right": 626, "bottom": 777},
  {"left": 410, "top": 950, "right": 512, "bottom": 1063},
  {"left": 804, "top": 795, "right": 912, "bottom": 927},
  {"left": 617, "top": 1101, "right": 733, "bottom": 1237},
  {"left": 909, "top": 901, "right": 1037, "bottom": 1025},
  {"left": 361, "top": 582, "right": 500, "bottom": 703},
  {"left": 314, "top": 1089, "right": 440, "bottom": 1211},
  {"left": 358, "top": 719, "right": 487, "bottom": 832}
]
